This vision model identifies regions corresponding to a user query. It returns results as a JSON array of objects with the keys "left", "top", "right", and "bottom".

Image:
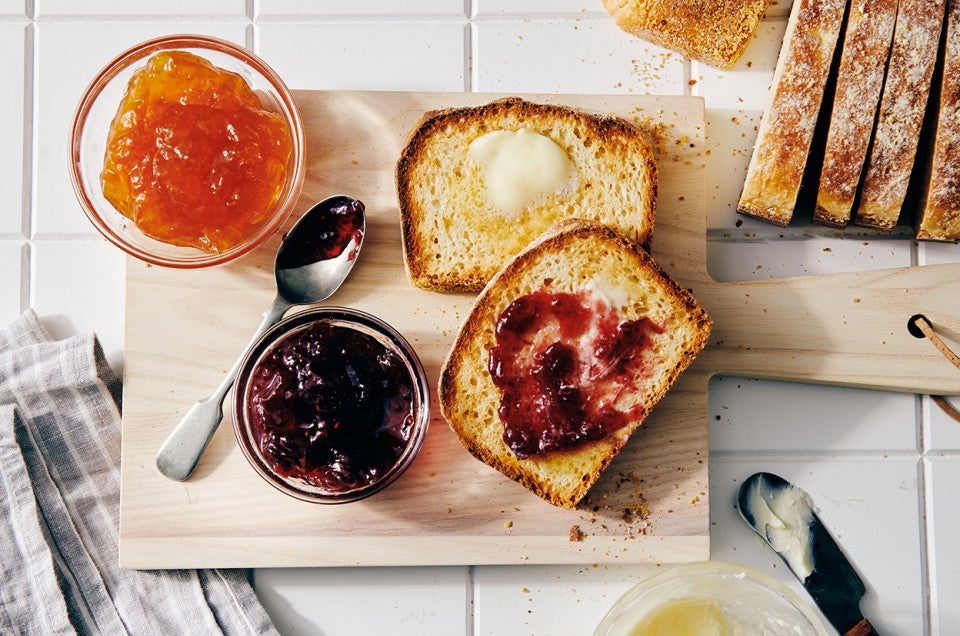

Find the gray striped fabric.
[{"left": 0, "top": 310, "right": 279, "bottom": 636}]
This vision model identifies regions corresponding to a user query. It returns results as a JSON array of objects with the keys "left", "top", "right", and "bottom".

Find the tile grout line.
[
  {"left": 918, "top": 395, "right": 935, "bottom": 635},
  {"left": 22, "top": 15, "right": 34, "bottom": 315},
  {"left": 920, "top": 454, "right": 935, "bottom": 635}
]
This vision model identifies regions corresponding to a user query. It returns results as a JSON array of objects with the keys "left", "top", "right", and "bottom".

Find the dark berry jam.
[
  {"left": 246, "top": 319, "right": 415, "bottom": 493},
  {"left": 276, "top": 196, "right": 364, "bottom": 269},
  {"left": 488, "top": 288, "right": 664, "bottom": 458}
]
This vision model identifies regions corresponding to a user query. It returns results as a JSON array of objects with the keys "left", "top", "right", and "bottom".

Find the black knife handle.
[{"left": 845, "top": 618, "right": 878, "bottom": 636}]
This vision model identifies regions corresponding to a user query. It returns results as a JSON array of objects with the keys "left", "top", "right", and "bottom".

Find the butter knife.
[{"left": 737, "top": 472, "right": 878, "bottom": 636}]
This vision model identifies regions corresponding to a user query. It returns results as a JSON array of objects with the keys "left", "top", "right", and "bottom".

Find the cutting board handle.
[
  {"left": 844, "top": 618, "right": 878, "bottom": 636},
  {"left": 695, "top": 263, "right": 960, "bottom": 395}
]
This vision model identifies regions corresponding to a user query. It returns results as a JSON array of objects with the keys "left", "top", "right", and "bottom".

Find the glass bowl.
[
  {"left": 594, "top": 562, "right": 832, "bottom": 636},
  {"left": 69, "top": 34, "right": 305, "bottom": 268},
  {"left": 233, "top": 307, "right": 430, "bottom": 503}
]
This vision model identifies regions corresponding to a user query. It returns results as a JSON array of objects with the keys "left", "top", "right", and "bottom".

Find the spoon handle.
[{"left": 156, "top": 296, "right": 291, "bottom": 481}]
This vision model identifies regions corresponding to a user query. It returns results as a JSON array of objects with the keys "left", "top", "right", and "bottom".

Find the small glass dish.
[
  {"left": 594, "top": 562, "right": 832, "bottom": 636},
  {"left": 69, "top": 34, "right": 305, "bottom": 268},
  {"left": 233, "top": 307, "right": 430, "bottom": 504}
]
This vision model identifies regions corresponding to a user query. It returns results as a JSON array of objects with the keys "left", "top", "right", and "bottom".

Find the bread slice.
[
  {"left": 396, "top": 98, "right": 657, "bottom": 293},
  {"left": 813, "top": 0, "right": 898, "bottom": 228},
  {"left": 600, "top": 0, "right": 773, "bottom": 69},
  {"left": 856, "top": 0, "right": 946, "bottom": 231},
  {"left": 918, "top": 0, "right": 960, "bottom": 242},
  {"left": 737, "top": 0, "right": 848, "bottom": 226},
  {"left": 438, "top": 219, "right": 712, "bottom": 509}
]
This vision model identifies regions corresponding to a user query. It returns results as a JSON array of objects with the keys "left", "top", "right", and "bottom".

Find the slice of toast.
[
  {"left": 813, "top": 0, "right": 898, "bottom": 228},
  {"left": 918, "top": 0, "right": 960, "bottom": 242},
  {"left": 396, "top": 98, "right": 657, "bottom": 293},
  {"left": 438, "top": 219, "right": 712, "bottom": 509},
  {"left": 856, "top": 0, "right": 946, "bottom": 231},
  {"left": 737, "top": 0, "right": 848, "bottom": 226},
  {"left": 600, "top": 0, "right": 773, "bottom": 69}
]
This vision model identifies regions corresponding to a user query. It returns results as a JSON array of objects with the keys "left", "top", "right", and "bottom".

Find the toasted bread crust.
[
  {"left": 601, "top": 0, "right": 773, "bottom": 69},
  {"left": 856, "top": 0, "right": 945, "bottom": 231},
  {"left": 438, "top": 219, "right": 712, "bottom": 508},
  {"left": 396, "top": 98, "right": 658, "bottom": 293},
  {"left": 737, "top": 0, "right": 847, "bottom": 227},
  {"left": 918, "top": 0, "right": 960, "bottom": 243},
  {"left": 813, "top": 0, "right": 898, "bottom": 228}
]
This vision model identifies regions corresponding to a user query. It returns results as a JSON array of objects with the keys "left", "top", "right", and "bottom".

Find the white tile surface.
[
  {"left": 707, "top": 234, "right": 913, "bottom": 282},
  {"left": 0, "top": 22, "right": 25, "bottom": 236},
  {"left": 474, "top": 0, "right": 602, "bottom": 16},
  {"left": 710, "top": 456, "right": 925, "bottom": 635},
  {"left": 919, "top": 240, "right": 960, "bottom": 266},
  {"left": 255, "top": 21, "right": 467, "bottom": 91},
  {"left": 36, "top": 0, "right": 245, "bottom": 16},
  {"left": 473, "top": 17, "right": 686, "bottom": 95},
  {"left": 473, "top": 563, "right": 658, "bottom": 636},
  {"left": 928, "top": 456, "right": 960, "bottom": 635},
  {"left": 32, "top": 22, "right": 246, "bottom": 239},
  {"left": 256, "top": 0, "right": 465, "bottom": 17},
  {"left": 253, "top": 566, "right": 470, "bottom": 636},
  {"left": 925, "top": 395, "right": 960, "bottom": 452},
  {"left": 710, "top": 376, "right": 918, "bottom": 452},
  {"left": 0, "top": 241, "right": 26, "bottom": 324},
  {"left": 31, "top": 239, "right": 124, "bottom": 374},
  {"left": 0, "top": 0, "right": 25, "bottom": 17}
]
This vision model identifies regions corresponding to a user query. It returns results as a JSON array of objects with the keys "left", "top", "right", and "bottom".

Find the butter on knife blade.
[{"left": 737, "top": 472, "right": 879, "bottom": 636}]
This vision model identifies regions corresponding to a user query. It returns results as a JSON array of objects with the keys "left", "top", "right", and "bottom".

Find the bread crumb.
[
  {"left": 853, "top": 297, "right": 861, "bottom": 303},
  {"left": 505, "top": 520, "right": 513, "bottom": 528},
  {"left": 521, "top": 587, "right": 530, "bottom": 593},
  {"left": 569, "top": 525, "right": 585, "bottom": 542}
]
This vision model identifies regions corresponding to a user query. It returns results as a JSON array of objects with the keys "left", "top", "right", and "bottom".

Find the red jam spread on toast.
[
  {"left": 101, "top": 50, "right": 292, "bottom": 253},
  {"left": 488, "top": 288, "right": 663, "bottom": 458},
  {"left": 276, "top": 197, "right": 364, "bottom": 269},
  {"left": 246, "top": 320, "right": 415, "bottom": 493}
]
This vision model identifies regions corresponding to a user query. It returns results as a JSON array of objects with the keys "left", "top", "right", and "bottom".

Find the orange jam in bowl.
[
  {"left": 101, "top": 50, "right": 292, "bottom": 254},
  {"left": 70, "top": 35, "right": 304, "bottom": 268}
]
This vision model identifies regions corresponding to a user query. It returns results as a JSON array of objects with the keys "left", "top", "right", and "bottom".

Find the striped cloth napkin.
[{"left": 0, "top": 310, "right": 278, "bottom": 636}]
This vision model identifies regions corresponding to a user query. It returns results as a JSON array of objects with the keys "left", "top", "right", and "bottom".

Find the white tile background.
[{"left": 4, "top": 1, "right": 959, "bottom": 634}]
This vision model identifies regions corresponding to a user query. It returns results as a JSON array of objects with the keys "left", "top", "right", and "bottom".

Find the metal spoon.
[{"left": 156, "top": 195, "right": 366, "bottom": 481}]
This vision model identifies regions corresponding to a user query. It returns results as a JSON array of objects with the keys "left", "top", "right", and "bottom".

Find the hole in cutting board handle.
[{"left": 908, "top": 314, "right": 930, "bottom": 339}]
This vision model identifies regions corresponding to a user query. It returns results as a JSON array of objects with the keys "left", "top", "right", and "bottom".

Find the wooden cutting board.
[{"left": 119, "top": 90, "right": 960, "bottom": 570}]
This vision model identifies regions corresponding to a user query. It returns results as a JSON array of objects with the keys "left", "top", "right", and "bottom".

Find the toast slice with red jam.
[{"left": 438, "top": 219, "right": 712, "bottom": 509}]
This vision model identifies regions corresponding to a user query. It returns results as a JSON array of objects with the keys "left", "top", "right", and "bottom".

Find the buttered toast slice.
[
  {"left": 396, "top": 98, "right": 657, "bottom": 293},
  {"left": 438, "top": 220, "right": 712, "bottom": 509}
]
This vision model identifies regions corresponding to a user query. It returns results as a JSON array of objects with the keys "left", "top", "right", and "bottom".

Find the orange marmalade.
[{"left": 100, "top": 50, "right": 292, "bottom": 254}]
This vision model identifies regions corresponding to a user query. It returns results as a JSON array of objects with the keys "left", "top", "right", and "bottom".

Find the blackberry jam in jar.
[{"left": 233, "top": 307, "right": 429, "bottom": 503}]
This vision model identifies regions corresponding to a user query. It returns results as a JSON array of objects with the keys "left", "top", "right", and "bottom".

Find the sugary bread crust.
[
  {"left": 396, "top": 98, "right": 658, "bottom": 293},
  {"left": 438, "top": 219, "right": 712, "bottom": 509},
  {"left": 737, "top": 0, "right": 847, "bottom": 226},
  {"left": 918, "top": 0, "right": 960, "bottom": 242},
  {"left": 813, "top": 0, "right": 898, "bottom": 228},
  {"left": 600, "top": 0, "right": 773, "bottom": 69},
  {"left": 856, "top": 0, "right": 945, "bottom": 231}
]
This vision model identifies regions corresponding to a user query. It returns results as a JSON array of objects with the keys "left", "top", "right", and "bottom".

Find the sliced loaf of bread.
[
  {"left": 737, "top": 0, "right": 847, "bottom": 226},
  {"left": 813, "top": 0, "right": 898, "bottom": 228}
]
